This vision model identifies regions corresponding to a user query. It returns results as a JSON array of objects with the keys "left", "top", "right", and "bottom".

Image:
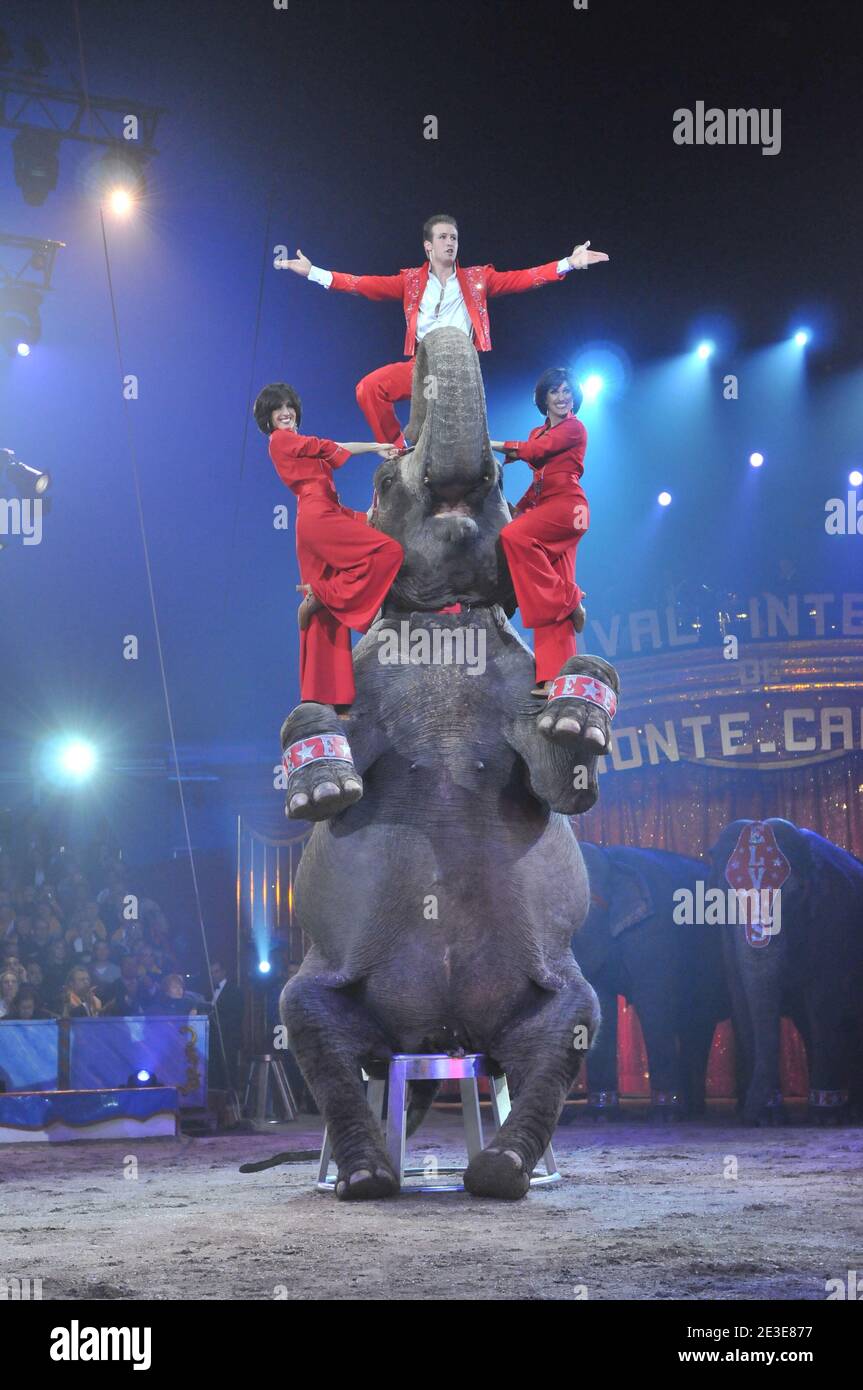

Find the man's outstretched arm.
[
  {"left": 485, "top": 240, "right": 609, "bottom": 297},
  {"left": 278, "top": 247, "right": 404, "bottom": 301}
]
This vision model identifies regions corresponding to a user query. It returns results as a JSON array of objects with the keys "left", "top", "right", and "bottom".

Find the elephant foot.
[
  {"left": 287, "top": 772, "right": 363, "bottom": 822},
  {"left": 808, "top": 1089, "right": 848, "bottom": 1126},
  {"left": 281, "top": 703, "right": 363, "bottom": 822},
  {"left": 282, "top": 736, "right": 362, "bottom": 821},
  {"left": 464, "top": 1146, "right": 531, "bottom": 1201},
  {"left": 744, "top": 1090, "right": 787, "bottom": 1126},
  {"left": 536, "top": 656, "right": 619, "bottom": 781},
  {"left": 334, "top": 1161, "right": 399, "bottom": 1202},
  {"left": 585, "top": 1089, "right": 621, "bottom": 1121},
  {"left": 648, "top": 1090, "right": 682, "bottom": 1124}
]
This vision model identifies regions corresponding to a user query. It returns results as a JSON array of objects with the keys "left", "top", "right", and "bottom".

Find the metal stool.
[
  {"left": 242, "top": 1053, "right": 299, "bottom": 1124},
  {"left": 317, "top": 1052, "right": 561, "bottom": 1193}
]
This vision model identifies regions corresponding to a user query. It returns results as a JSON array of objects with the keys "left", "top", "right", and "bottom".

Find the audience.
[{"left": 0, "top": 829, "right": 205, "bottom": 1024}]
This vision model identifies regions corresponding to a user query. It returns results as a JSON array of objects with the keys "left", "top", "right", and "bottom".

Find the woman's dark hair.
[
  {"left": 253, "top": 382, "right": 302, "bottom": 435},
  {"left": 534, "top": 367, "right": 582, "bottom": 417}
]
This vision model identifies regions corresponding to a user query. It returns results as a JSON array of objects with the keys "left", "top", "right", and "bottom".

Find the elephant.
[
  {"left": 278, "top": 325, "right": 620, "bottom": 1200},
  {"left": 707, "top": 817, "right": 863, "bottom": 1125},
  {"left": 570, "top": 843, "right": 730, "bottom": 1120}
]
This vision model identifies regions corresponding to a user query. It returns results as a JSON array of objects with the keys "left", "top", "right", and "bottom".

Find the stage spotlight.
[
  {"left": 12, "top": 128, "right": 61, "bottom": 206},
  {"left": 749, "top": 452, "right": 765, "bottom": 467},
  {"left": 696, "top": 341, "right": 715, "bottom": 361},
  {"left": 16, "top": 341, "right": 30, "bottom": 357},
  {"left": 793, "top": 328, "right": 811, "bottom": 347},
  {"left": 658, "top": 491, "right": 672, "bottom": 507},
  {"left": 1, "top": 450, "right": 51, "bottom": 498},
  {"left": 572, "top": 343, "right": 632, "bottom": 404},
  {"left": 850, "top": 470, "right": 863, "bottom": 488},
  {"left": 57, "top": 739, "right": 97, "bottom": 782},
  {"left": 127, "top": 1069, "right": 159, "bottom": 1088},
  {"left": 97, "top": 146, "right": 148, "bottom": 211},
  {"left": 108, "top": 187, "right": 133, "bottom": 216},
  {"left": 580, "top": 373, "right": 605, "bottom": 403},
  {"left": 258, "top": 959, "right": 272, "bottom": 975}
]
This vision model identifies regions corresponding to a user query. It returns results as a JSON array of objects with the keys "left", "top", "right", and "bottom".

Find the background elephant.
[
  {"left": 707, "top": 817, "right": 863, "bottom": 1125},
  {"left": 571, "top": 843, "right": 729, "bottom": 1119}
]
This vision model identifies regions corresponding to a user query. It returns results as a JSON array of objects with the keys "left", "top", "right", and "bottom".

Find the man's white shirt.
[{"left": 308, "top": 259, "right": 573, "bottom": 344}]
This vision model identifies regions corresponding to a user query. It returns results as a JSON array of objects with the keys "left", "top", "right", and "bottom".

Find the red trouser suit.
[
  {"left": 499, "top": 414, "right": 589, "bottom": 682},
  {"left": 355, "top": 359, "right": 415, "bottom": 446},
  {"left": 269, "top": 429, "right": 403, "bottom": 705}
]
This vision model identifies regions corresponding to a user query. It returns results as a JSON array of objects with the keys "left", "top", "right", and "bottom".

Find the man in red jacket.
[{"left": 280, "top": 214, "right": 608, "bottom": 444}]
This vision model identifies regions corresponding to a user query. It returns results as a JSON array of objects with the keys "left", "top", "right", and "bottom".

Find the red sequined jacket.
[{"left": 328, "top": 261, "right": 567, "bottom": 356}]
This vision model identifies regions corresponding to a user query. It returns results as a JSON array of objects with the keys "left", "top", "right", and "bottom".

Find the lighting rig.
[
  {"left": 0, "top": 231, "right": 64, "bottom": 355},
  {"left": 0, "top": 25, "right": 164, "bottom": 353},
  {"left": 0, "top": 27, "right": 164, "bottom": 207}
]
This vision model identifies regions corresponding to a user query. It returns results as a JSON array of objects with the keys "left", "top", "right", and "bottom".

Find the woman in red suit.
[
  {"left": 254, "top": 383, "right": 403, "bottom": 709},
  {"left": 491, "top": 368, "right": 589, "bottom": 695}
]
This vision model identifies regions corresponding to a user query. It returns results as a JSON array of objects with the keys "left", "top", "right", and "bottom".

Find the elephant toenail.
[
  {"left": 343, "top": 778, "right": 361, "bottom": 793},
  {"left": 313, "top": 781, "right": 340, "bottom": 801},
  {"left": 584, "top": 727, "right": 605, "bottom": 745},
  {"left": 350, "top": 1169, "right": 372, "bottom": 1184},
  {"left": 557, "top": 716, "right": 581, "bottom": 734},
  {"left": 502, "top": 1150, "right": 523, "bottom": 1168},
  {"left": 537, "top": 716, "right": 553, "bottom": 732},
  {"left": 289, "top": 793, "right": 309, "bottom": 812}
]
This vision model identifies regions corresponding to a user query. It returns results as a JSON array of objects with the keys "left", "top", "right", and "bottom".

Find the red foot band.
[
  {"left": 547, "top": 674, "right": 617, "bottom": 719},
  {"left": 283, "top": 733, "right": 354, "bottom": 779}
]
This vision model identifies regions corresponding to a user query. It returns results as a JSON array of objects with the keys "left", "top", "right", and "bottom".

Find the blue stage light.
[
  {"left": 658, "top": 491, "right": 672, "bottom": 507},
  {"left": 16, "top": 341, "right": 31, "bottom": 357},
  {"left": 56, "top": 739, "right": 97, "bottom": 782},
  {"left": 850, "top": 470, "right": 863, "bottom": 488},
  {"left": 572, "top": 343, "right": 631, "bottom": 404},
  {"left": 258, "top": 959, "right": 272, "bottom": 975},
  {"left": 793, "top": 328, "right": 810, "bottom": 347},
  {"left": 696, "top": 341, "right": 715, "bottom": 361},
  {"left": 749, "top": 452, "right": 765, "bottom": 467},
  {"left": 580, "top": 373, "right": 605, "bottom": 403},
  {"left": 127, "top": 1068, "right": 158, "bottom": 1088}
]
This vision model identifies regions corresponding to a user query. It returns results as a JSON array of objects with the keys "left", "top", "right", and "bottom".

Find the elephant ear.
[{"left": 605, "top": 853, "right": 653, "bottom": 937}]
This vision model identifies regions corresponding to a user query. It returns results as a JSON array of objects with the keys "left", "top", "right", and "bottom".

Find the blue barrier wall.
[
  {"left": 0, "top": 1020, "right": 59, "bottom": 1092},
  {"left": 0, "top": 1016, "right": 208, "bottom": 1108}
]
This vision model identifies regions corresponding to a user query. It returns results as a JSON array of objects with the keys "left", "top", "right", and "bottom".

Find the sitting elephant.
[
  {"left": 278, "top": 326, "right": 620, "bottom": 1200},
  {"left": 707, "top": 817, "right": 863, "bottom": 1124},
  {"left": 571, "top": 843, "right": 729, "bottom": 1120}
]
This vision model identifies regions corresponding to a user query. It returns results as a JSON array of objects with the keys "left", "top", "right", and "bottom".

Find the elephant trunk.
[
  {"left": 731, "top": 914, "right": 786, "bottom": 1121},
  {"left": 404, "top": 326, "right": 496, "bottom": 501}
]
